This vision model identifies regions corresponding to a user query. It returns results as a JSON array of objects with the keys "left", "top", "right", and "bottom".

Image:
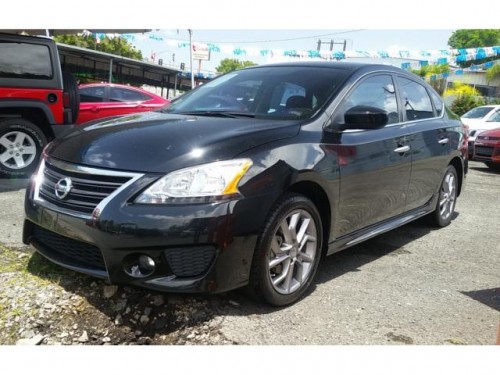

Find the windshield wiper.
[{"left": 176, "top": 111, "right": 255, "bottom": 118}]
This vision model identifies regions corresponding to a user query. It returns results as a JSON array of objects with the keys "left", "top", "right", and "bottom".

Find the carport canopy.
[{"left": 57, "top": 43, "right": 192, "bottom": 95}]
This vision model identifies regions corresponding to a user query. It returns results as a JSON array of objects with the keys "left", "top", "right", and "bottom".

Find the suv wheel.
[
  {"left": 249, "top": 193, "right": 323, "bottom": 306},
  {"left": 0, "top": 119, "right": 47, "bottom": 177}
]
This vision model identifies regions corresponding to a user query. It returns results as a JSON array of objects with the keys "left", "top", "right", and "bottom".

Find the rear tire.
[
  {"left": 248, "top": 193, "right": 323, "bottom": 306},
  {"left": 429, "top": 165, "right": 458, "bottom": 227},
  {"left": 0, "top": 119, "right": 47, "bottom": 178}
]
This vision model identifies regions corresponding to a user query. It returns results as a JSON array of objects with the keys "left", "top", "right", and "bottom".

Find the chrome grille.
[
  {"left": 36, "top": 159, "right": 142, "bottom": 217},
  {"left": 475, "top": 146, "right": 494, "bottom": 157}
]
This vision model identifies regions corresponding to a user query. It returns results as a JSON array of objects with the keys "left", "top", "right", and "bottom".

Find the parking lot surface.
[{"left": 0, "top": 161, "right": 499, "bottom": 344}]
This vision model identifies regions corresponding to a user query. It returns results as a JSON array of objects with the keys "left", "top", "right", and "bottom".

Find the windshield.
[
  {"left": 487, "top": 111, "right": 500, "bottom": 122},
  {"left": 462, "top": 106, "right": 495, "bottom": 119},
  {"left": 163, "top": 66, "right": 348, "bottom": 120}
]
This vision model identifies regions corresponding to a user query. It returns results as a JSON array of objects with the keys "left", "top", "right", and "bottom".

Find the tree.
[
  {"left": 215, "top": 58, "right": 257, "bottom": 74},
  {"left": 448, "top": 29, "right": 500, "bottom": 49},
  {"left": 54, "top": 34, "right": 143, "bottom": 60},
  {"left": 411, "top": 64, "right": 450, "bottom": 94},
  {"left": 444, "top": 82, "right": 484, "bottom": 116},
  {"left": 486, "top": 64, "right": 500, "bottom": 97}
]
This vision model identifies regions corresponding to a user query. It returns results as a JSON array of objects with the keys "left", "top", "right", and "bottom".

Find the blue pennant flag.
[
  {"left": 455, "top": 69, "right": 463, "bottom": 75},
  {"left": 308, "top": 50, "right": 320, "bottom": 58},
  {"left": 475, "top": 48, "right": 486, "bottom": 60},
  {"left": 437, "top": 58, "right": 448, "bottom": 65},
  {"left": 401, "top": 62, "right": 411, "bottom": 70},
  {"left": 419, "top": 60, "right": 429, "bottom": 67},
  {"left": 233, "top": 48, "right": 246, "bottom": 56},
  {"left": 208, "top": 44, "right": 220, "bottom": 53},
  {"left": 377, "top": 51, "right": 389, "bottom": 58},
  {"left": 332, "top": 51, "right": 345, "bottom": 59}
]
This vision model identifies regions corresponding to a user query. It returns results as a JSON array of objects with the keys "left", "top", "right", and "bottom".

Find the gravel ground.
[{"left": 0, "top": 161, "right": 499, "bottom": 346}]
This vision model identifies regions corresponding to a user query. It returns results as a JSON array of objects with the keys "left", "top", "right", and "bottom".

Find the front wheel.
[
  {"left": 429, "top": 165, "right": 458, "bottom": 227},
  {"left": 0, "top": 119, "right": 47, "bottom": 178},
  {"left": 249, "top": 193, "right": 323, "bottom": 306}
]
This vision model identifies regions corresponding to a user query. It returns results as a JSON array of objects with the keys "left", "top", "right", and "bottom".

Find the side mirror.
[{"left": 344, "top": 105, "right": 388, "bottom": 130}]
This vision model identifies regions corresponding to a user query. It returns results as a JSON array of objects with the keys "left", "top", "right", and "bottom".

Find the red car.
[
  {"left": 473, "top": 127, "right": 500, "bottom": 171},
  {"left": 77, "top": 83, "right": 170, "bottom": 124}
]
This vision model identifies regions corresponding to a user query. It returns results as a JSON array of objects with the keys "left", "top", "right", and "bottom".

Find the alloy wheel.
[
  {"left": 268, "top": 209, "right": 318, "bottom": 295},
  {"left": 0, "top": 131, "right": 37, "bottom": 170}
]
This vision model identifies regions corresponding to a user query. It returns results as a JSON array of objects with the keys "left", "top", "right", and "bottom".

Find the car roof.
[
  {"left": 79, "top": 83, "right": 144, "bottom": 90},
  {"left": 248, "top": 61, "right": 405, "bottom": 73}
]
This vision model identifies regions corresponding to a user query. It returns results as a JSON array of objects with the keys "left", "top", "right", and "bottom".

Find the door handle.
[
  {"left": 393, "top": 145, "right": 410, "bottom": 153},
  {"left": 438, "top": 138, "right": 449, "bottom": 144}
]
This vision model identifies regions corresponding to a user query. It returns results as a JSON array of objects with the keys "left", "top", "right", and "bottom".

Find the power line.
[{"left": 195, "top": 29, "right": 364, "bottom": 44}]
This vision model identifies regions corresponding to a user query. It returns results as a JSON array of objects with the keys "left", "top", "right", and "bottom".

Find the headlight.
[{"left": 135, "top": 159, "right": 253, "bottom": 204}]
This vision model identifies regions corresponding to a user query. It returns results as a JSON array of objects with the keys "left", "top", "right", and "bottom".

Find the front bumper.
[{"left": 23, "top": 174, "right": 274, "bottom": 294}]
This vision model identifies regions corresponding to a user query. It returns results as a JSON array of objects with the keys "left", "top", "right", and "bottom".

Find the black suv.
[
  {"left": 23, "top": 62, "right": 468, "bottom": 306},
  {"left": 0, "top": 33, "right": 79, "bottom": 177}
]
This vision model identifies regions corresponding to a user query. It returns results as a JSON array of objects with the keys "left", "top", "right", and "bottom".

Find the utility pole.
[
  {"left": 317, "top": 39, "right": 347, "bottom": 52},
  {"left": 188, "top": 29, "right": 194, "bottom": 89}
]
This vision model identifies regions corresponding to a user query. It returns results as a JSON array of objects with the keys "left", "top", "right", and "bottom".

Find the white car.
[{"left": 461, "top": 105, "right": 500, "bottom": 158}]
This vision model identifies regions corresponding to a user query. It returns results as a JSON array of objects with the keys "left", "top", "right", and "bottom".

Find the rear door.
[{"left": 395, "top": 76, "right": 450, "bottom": 211}]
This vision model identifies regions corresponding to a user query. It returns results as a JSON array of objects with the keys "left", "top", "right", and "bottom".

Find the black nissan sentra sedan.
[{"left": 23, "top": 62, "right": 468, "bottom": 306}]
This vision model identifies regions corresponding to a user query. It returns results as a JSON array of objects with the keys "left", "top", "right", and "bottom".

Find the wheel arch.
[
  {"left": 0, "top": 103, "right": 56, "bottom": 141},
  {"left": 449, "top": 156, "right": 464, "bottom": 197},
  {"left": 287, "top": 180, "right": 331, "bottom": 256}
]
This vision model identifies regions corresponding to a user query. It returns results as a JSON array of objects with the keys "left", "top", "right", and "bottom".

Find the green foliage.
[
  {"left": 445, "top": 82, "right": 485, "bottom": 116},
  {"left": 444, "top": 82, "right": 481, "bottom": 97},
  {"left": 486, "top": 64, "right": 500, "bottom": 83},
  {"left": 215, "top": 58, "right": 257, "bottom": 74},
  {"left": 411, "top": 64, "right": 450, "bottom": 78},
  {"left": 54, "top": 34, "right": 143, "bottom": 60},
  {"left": 411, "top": 64, "right": 450, "bottom": 94},
  {"left": 448, "top": 29, "right": 500, "bottom": 49},
  {"left": 450, "top": 95, "right": 485, "bottom": 116}
]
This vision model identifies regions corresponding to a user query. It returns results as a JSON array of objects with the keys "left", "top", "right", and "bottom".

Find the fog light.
[{"left": 123, "top": 254, "right": 156, "bottom": 278}]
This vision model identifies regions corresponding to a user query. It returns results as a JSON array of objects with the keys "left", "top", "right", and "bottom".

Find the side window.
[
  {"left": 0, "top": 41, "right": 52, "bottom": 79},
  {"left": 79, "top": 87, "right": 105, "bottom": 103},
  {"left": 398, "top": 77, "right": 434, "bottom": 120},
  {"left": 430, "top": 90, "right": 444, "bottom": 117},
  {"left": 110, "top": 87, "right": 145, "bottom": 102},
  {"left": 335, "top": 74, "right": 399, "bottom": 125}
]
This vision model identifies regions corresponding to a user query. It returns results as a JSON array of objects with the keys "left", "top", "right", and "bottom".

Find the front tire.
[
  {"left": 0, "top": 119, "right": 47, "bottom": 178},
  {"left": 249, "top": 193, "right": 323, "bottom": 306},
  {"left": 429, "top": 165, "right": 458, "bottom": 227}
]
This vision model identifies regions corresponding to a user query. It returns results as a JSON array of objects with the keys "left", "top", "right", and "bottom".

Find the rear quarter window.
[
  {"left": 398, "top": 77, "right": 434, "bottom": 120},
  {"left": 0, "top": 41, "right": 53, "bottom": 79}
]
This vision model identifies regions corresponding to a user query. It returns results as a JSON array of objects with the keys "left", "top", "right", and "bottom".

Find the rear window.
[{"left": 0, "top": 41, "right": 53, "bottom": 79}]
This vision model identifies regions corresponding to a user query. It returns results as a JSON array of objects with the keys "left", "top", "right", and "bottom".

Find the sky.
[{"left": 131, "top": 29, "right": 456, "bottom": 74}]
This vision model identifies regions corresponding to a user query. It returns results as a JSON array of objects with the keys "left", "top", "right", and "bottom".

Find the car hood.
[
  {"left": 47, "top": 111, "right": 301, "bottom": 173},
  {"left": 476, "top": 127, "right": 500, "bottom": 137}
]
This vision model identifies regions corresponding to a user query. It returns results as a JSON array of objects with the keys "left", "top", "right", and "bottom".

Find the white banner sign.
[{"left": 192, "top": 43, "right": 210, "bottom": 61}]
